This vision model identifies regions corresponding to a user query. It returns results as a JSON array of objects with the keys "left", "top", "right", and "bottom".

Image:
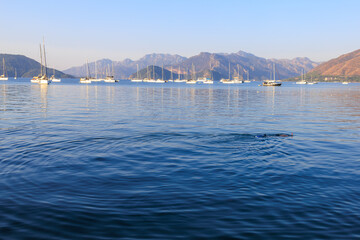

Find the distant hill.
[
  {"left": 170, "top": 51, "right": 319, "bottom": 80},
  {"left": 309, "top": 49, "right": 360, "bottom": 76},
  {"left": 64, "top": 54, "right": 187, "bottom": 79},
  {"left": 64, "top": 51, "right": 319, "bottom": 80},
  {"left": 129, "top": 65, "right": 221, "bottom": 80},
  {"left": 129, "top": 65, "right": 179, "bottom": 80},
  {"left": 0, "top": 54, "right": 73, "bottom": 78}
]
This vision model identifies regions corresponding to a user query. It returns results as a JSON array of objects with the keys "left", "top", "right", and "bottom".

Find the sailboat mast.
[
  {"left": 179, "top": 66, "right": 181, "bottom": 80},
  {"left": 228, "top": 62, "right": 231, "bottom": 80},
  {"left": 137, "top": 64, "right": 139, "bottom": 79},
  {"left": 86, "top": 60, "right": 89, "bottom": 78},
  {"left": 162, "top": 64, "right": 164, "bottom": 81},
  {"left": 112, "top": 62, "right": 114, "bottom": 77},
  {"left": 171, "top": 66, "right": 173, "bottom": 80},
  {"left": 147, "top": 65, "right": 149, "bottom": 79},
  {"left": 95, "top": 61, "right": 97, "bottom": 79},
  {"left": 43, "top": 39, "right": 47, "bottom": 77},
  {"left": 2, "top": 58, "right": 5, "bottom": 76},
  {"left": 39, "top": 44, "right": 43, "bottom": 76},
  {"left": 273, "top": 63, "right": 275, "bottom": 80},
  {"left": 153, "top": 65, "right": 155, "bottom": 79}
]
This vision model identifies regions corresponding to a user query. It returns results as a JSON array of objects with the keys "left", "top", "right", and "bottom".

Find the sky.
[{"left": 1, "top": 0, "right": 360, "bottom": 70}]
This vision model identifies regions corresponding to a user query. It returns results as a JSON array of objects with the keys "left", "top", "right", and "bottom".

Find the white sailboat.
[
  {"left": 155, "top": 64, "right": 166, "bottom": 83},
  {"left": 80, "top": 61, "right": 92, "bottom": 83},
  {"left": 0, "top": 58, "right": 8, "bottom": 80},
  {"left": 296, "top": 69, "right": 307, "bottom": 84},
  {"left": 50, "top": 68, "right": 61, "bottom": 82},
  {"left": 174, "top": 66, "right": 185, "bottom": 82},
  {"left": 222, "top": 62, "right": 236, "bottom": 84},
  {"left": 90, "top": 61, "right": 102, "bottom": 82},
  {"left": 131, "top": 64, "right": 142, "bottom": 82},
  {"left": 14, "top": 69, "right": 17, "bottom": 79},
  {"left": 104, "top": 63, "right": 117, "bottom": 83},
  {"left": 32, "top": 40, "right": 51, "bottom": 85},
  {"left": 186, "top": 64, "right": 197, "bottom": 84}
]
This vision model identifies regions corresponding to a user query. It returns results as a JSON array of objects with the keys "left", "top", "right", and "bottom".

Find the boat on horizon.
[
  {"left": 0, "top": 58, "right": 8, "bottom": 80},
  {"left": 32, "top": 40, "right": 51, "bottom": 85},
  {"left": 50, "top": 68, "right": 61, "bottom": 82},
  {"left": 131, "top": 64, "right": 142, "bottom": 82},
  {"left": 262, "top": 63, "right": 281, "bottom": 86},
  {"left": 80, "top": 60, "right": 92, "bottom": 83},
  {"left": 296, "top": 69, "right": 307, "bottom": 84}
]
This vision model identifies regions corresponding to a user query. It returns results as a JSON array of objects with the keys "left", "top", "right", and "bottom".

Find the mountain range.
[
  {"left": 0, "top": 54, "right": 72, "bottom": 78},
  {"left": 309, "top": 49, "right": 360, "bottom": 76},
  {"left": 63, "top": 51, "right": 319, "bottom": 80}
]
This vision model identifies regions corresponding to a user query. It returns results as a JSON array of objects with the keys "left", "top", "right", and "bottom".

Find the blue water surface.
[{"left": 1, "top": 79, "right": 360, "bottom": 239}]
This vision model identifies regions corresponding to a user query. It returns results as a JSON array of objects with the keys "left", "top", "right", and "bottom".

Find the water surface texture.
[{"left": 1, "top": 80, "right": 360, "bottom": 239}]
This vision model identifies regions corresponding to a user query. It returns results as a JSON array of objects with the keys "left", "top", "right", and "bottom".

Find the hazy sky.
[{"left": 1, "top": 0, "right": 359, "bottom": 70}]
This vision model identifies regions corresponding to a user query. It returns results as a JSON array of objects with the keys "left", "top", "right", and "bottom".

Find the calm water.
[{"left": 1, "top": 79, "right": 360, "bottom": 239}]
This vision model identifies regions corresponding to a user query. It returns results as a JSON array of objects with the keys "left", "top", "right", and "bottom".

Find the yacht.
[
  {"left": 262, "top": 80, "right": 282, "bottom": 86},
  {"left": 0, "top": 58, "right": 8, "bottom": 80},
  {"left": 222, "top": 79, "right": 234, "bottom": 84},
  {"left": 80, "top": 61, "right": 92, "bottom": 84},
  {"left": 32, "top": 40, "right": 51, "bottom": 85},
  {"left": 296, "top": 69, "right": 307, "bottom": 84},
  {"left": 262, "top": 63, "right": 282, "bottom": 86},
  {"left": 203, "top": 79, "right": 213, "bottom": 84},
  {"left": 131, "top": 64, "right": 142, "bottom": 82},
  {"left": 186, "top": 79, "right": 197, "bottom": 84},
  {"left": 50, "top": 68, "right": 61, "bottom": 82},
  {"left": 104, "top": 63, "right": 118, "bottom": 83}
]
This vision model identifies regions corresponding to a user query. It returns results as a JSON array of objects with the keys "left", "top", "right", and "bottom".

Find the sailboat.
[
  {"left": 156, "top": 64, "right": 165, "bottom": 83},
  {"left": 50, "top": 68, "right": 61, "bottom": 82},
  {"left": 80, "top": 61, "right": 92, "bottom": 83},
  {"left": 243, "top": 67, "right": 250, "bottom": 83},
  {"left": 186, "top": 64, "right": 197, "bottom": 84},
  {"left": 90, "top": 61, "right": 101, "bottom": 82},
  {"left": 31, "top": 40, "right": 51, "bottom": 85},
  {"left": 168, "top": 66, "right": 174, "bottom": 82},
  {"left": 148, "top": 65, "right": 156, "bottom": 82},
  {"left": 262, "top": 63, "right": 281, "bottom": 86},
  {"left": 104, "top": 63, "right": 117, "bottom": 82},
  {"left": 203, "top": 62, "right": 213, "bottom": 84},
  {"left": 0, "top": 58, "right": 8, "bottom": 80},
  {"left": 296, "top": 69, "right": 307, "bottom": 84},
  {"left": 222, "top": 62, "right": 235, "bottom": 84},
  {"left": 14, "top": 69, "right": 17, "bottom": 79},
  {"left": 131, "top": 64, "right": 142, "bottom": 82},
  {"left": 174, "top": 66, "right": 184, "bottom": 82}
]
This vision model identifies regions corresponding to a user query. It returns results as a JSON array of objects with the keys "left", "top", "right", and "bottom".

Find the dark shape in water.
[{"left": 256, "top": 133, "right": 293, "bottom": 138}]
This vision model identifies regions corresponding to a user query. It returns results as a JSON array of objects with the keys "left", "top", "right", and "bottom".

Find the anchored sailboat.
[
  {"left": 80, "top": 60, "right": 92, "bottom": 83},
  {"left": 31, "top": 39, "right": 51, "bottom": 85},
  {"left": 131, "top": 64, "right": 142, "bottom": 82},
  {"left": 296, "top": 69, "right": 307, "bottom": 84},
  {"left": 186, "top": 64, "right": 197, "bottom": 84},
  {"left": 262, "top": 63, "right": 281, "bottom": 86},
  {"left": 0, "top": 58, "right": 8, "bottom": 80},
  {"left": 50, "top": 68, "right": 61, "bottom": 82},
  {"left": 104, "top": 63, "right": 117, "bottom": 82}
]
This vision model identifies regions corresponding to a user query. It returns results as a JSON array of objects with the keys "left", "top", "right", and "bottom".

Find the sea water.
[{"left": 1, "top": 79, "right": 359, "bottom": 239}]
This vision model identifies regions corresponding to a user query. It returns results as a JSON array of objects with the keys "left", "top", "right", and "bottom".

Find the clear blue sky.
[{"left": 1, "top": 0, "right": 359, "bottom": 70}]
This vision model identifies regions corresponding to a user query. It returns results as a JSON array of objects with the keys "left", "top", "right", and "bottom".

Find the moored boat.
[{"left": 0, "top": 58, "right": 8, "bottom": 80}]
